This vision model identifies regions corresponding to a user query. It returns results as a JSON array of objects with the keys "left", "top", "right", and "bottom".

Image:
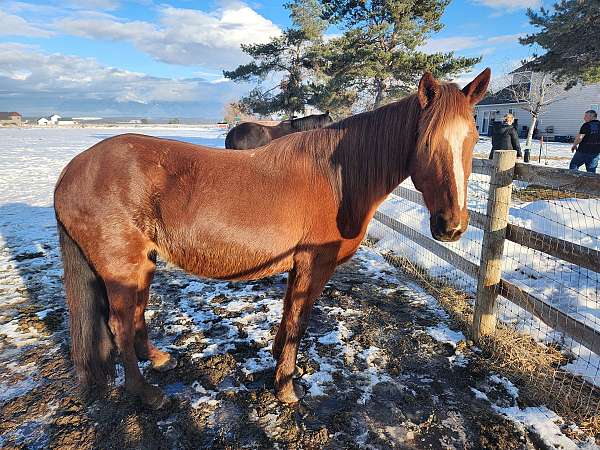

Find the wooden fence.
[{"left": 373, "top": 150, "right": 600, "bottom": 356}]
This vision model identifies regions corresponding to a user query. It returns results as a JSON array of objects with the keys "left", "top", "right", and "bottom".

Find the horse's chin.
[{"left": 431, "top": 230, "right": 464, "bottom": 242}]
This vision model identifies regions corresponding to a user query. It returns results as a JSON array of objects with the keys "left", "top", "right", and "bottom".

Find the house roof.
[
  {"left": 477, "top": 83, "right": 529, "bottom": 106},
  {"left": 0, "top": 112, "right": 21, "bottom": 119}
]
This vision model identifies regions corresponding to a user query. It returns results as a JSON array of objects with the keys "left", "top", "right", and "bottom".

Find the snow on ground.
[
  {"left": 0, "top": 126, "right": 595, "bottom": 448},
  {"left": 370, "top": 134, "right": 600, "bottom": 388},
  {"left": 472, "top": 374, "right": 598, "bottom": 450}
]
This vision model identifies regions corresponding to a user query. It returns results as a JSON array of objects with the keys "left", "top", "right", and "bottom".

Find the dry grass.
[
  {"left": 512, "top": 184, "right": 596, "bottom": 202},
  {"left": 370, "top": 247, "right": 600, "bottom": 440}
]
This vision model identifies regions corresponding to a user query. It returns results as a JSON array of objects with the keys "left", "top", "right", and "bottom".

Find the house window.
[
  {"left": 591, "top": 104, "right": 599, "bottom": 113},
  {"left": 508, "top": 108, "right": 514, "bottom": 115}
]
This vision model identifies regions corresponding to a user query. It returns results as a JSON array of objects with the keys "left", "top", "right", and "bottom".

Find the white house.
[
  {"left": 37, "top": 117, "right": 49, "bottom": 126},
  {"left": 474, "top": 70, "right": 600, "bottom": 141},
  {"left": 49, "top": 114, "right": 61, "bottom": 124},
  {"left": 57, "top": 118, "right": 77, "bottom": 126}
]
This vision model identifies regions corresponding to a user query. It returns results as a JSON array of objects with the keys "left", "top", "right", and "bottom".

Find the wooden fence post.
[{"left": 473, "top": 150, "right": 517, "bottom": 341}]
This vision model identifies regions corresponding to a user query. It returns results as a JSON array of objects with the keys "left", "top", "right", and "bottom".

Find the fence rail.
[{"left": 374, "top": 151, "right": 600, "bottom": 356}]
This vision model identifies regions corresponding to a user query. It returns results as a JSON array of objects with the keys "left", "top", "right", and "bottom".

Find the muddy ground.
[{"left": 0, "top": 240, "right": 581, "bottom": 449}]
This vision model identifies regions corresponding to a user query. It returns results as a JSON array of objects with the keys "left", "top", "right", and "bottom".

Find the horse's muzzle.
[{"left": 430, "top": 212, "right": 468, "bottom": 242}]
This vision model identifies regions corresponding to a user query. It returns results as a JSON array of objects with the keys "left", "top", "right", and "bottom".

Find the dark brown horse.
[
  {"left": 54, "top": 69, "right": 490, "bottom": 409},
  {"left": 225, "top": 112, "right": 333, "bottom": 149}
]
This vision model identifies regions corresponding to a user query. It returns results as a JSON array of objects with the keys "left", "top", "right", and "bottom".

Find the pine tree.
[
  {"left": 520, "top": 0, "right": 600, "bottom": 88},
  {"left": 223, "top": 1, "right": 328, "bottom": 118},
  {"left": 316, "top": 0, "right": 481, "bottom": 110}
]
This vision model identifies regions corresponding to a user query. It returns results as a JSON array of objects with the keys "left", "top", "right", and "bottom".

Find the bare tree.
[
  {"left": 507, "top": 72, "right": 567, "bottom": 149},
  {"left": 223, "top": 101, "right": 256, "bottom": 124}
]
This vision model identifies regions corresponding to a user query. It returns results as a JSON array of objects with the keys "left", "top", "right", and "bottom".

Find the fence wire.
[{"left": 368, "top": 161, "right": 600, "bottom": 432}]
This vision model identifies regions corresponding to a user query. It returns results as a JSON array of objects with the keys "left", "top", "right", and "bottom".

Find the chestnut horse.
[
  {"left": 54, "top": 69, "right": 490, "bottom": 409},
  {"left": 225, "top": 112, "right": 333, "bottom": 149}
]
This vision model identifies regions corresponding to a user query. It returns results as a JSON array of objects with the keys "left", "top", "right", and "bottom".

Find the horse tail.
[{"left": 57, "top": 219, "right": 115, "bottom": 394}]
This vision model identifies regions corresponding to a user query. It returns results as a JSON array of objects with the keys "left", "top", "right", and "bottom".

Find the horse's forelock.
[{"left": 416, "top": 83, "right": 475, "bottom": 165}]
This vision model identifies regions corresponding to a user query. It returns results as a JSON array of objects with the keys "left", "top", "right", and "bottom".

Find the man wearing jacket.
[
  {"left": 489, "top": 113, "right": 522, "bottom": 159},
  {"left": 570, "top": 110, "right": 600, "bottom": 173}
]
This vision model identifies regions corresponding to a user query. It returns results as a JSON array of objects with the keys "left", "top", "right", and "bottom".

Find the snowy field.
[{"left": 0, "top": 127, "right": 597, "bottom": 448}]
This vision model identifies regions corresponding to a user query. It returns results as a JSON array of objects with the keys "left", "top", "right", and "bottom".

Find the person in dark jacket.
[
  {"left": 569, "top": 110, "right": 600, "bottom": 173},
  {"left": 489, "top": 113, "right": 522, "bottom": 159}
]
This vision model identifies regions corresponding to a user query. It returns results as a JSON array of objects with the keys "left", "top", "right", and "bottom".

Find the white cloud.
[
  {"left": 56, "top": 3, "right": 281, "bottom": 70},
  {"left": 421, "top": 33, "right": 525, "bottom": 54},
  {"left": 487, "top": 33, "right": 525, "bottom": 44},
  {"left": 421, "top": 36, "right": 482, "bottom": 53},
  {"left": 0, "top": 11, "right": 53, "bottom": 37},
  {"left": 65, "top": 0, "right": 121, "bottom": 10},
  {"left": 0, "top": 43, "right": 249, "bottom": 117},
  {"left": 473, "top": 0, "right": 541, "bottom": 11}
]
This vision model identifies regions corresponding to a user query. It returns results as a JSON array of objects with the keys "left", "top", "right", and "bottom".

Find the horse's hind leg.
[
  {"left": 134, "top": 285, "right": 177, "bottom": 372},
  {"left": 274, "top": 254, "right": 336, "bottom": 403},
  {"left": 106, "top": 281, "right": 168, "bottom": 409}
]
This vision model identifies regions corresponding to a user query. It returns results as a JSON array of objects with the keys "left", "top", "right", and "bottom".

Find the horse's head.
[
  {"left": 291, "top": 112, "right": 334, "bottom": 131},
  {"left": 409, "top": 68, "right": 490, "bottom": 242}
]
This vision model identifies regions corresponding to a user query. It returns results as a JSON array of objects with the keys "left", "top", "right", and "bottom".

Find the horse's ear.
[
  {"left": 418, "top": 72, "right": 440, "bottom": 109},
  {"left": 462, "top": 68, "right": 491, "bottom": 106}
]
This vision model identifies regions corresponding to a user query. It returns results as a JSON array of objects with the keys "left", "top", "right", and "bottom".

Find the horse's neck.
[
  {"left": 273, "top": 122, "right": 294, "bottom": 137},
  {"left": 343, "top": 104, "right": 416, "bottom": 194},
  {"left": 331, "top": 101, "right": 418, "bottom": 238}
]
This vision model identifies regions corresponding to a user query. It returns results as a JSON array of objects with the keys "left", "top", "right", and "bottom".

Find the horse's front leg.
[
  {"left": 273, "top": 269, "right": 296, "bottom": 361},
  {"left": 274, "top": 256, "right": 335, "bottom": 403}
]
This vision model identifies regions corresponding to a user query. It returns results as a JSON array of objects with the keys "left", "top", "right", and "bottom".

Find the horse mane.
[
  {"left": 264, "top": 82, "right": 473, "bottom": 237},
  {"left": 290, "top": 113, "right": 331, "bottom": 131}
]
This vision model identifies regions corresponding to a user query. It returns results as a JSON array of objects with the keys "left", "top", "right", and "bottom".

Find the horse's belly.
[{"left": 162, "top": 235, "right": 295, "bottom": 282}]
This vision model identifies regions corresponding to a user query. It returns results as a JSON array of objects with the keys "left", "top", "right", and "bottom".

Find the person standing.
[
  {"left": 570, "top": 110, "right": 600, "bottom": 173},
  {"left": 489, "top": 113, "right": 522, "bottom": 159}
]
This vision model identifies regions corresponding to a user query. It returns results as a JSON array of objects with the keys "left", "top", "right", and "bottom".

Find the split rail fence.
[{"left": 370, "top": 150, "right": 600, "bottom": 418}]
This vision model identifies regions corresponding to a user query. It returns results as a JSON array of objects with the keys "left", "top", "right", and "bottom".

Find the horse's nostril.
[{"left": 435, "top": 214, "right": 446, "bottom": 232}]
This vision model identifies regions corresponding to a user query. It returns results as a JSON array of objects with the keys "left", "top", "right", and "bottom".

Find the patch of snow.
[
  {"left": 191, "top": 381, "right": 220, "bottom": 407},
  {"left": 489, "top": 374, "right": 520, "bottom": 400},
  {"left": 0, "top": 319, "right": 41, "bottom": 348},
  {"left": 497, "top": 406, "right": 588, "bottom": 450},
  {"left": 470, "top": 387, "right": 490, "bottom": 402},
  {"left": 318, "top": 322, "right": 353, "bottom": 345},
  {"left": 426, "top": 324, "right": 465, "bottom": 348}
]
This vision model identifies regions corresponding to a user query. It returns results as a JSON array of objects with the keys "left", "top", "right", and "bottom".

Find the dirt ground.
[{"left": 0, "top": 244, "right": 577, "bottom": 449}]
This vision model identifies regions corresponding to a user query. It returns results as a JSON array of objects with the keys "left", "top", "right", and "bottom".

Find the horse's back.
[{"left": 225, "top": 122, "right": 272, "bottom": 149}]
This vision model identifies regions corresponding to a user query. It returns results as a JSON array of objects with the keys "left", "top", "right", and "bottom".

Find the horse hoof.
[
  {"left": 152, "top": 355, "right": 177, "bottom": 373},
  {"left": 276, "top": 381, "right": 305, "bottom": 404}
]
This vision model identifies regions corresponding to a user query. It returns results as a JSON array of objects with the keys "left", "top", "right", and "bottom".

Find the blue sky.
[{"left": 0, "top": 0, "right": 548, "bottom": 118}]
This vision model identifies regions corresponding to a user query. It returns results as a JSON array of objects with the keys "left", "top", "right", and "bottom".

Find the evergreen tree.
[
  {"left": 520, "top": 0, "right": 600, "bottom": 88},
  {"left": 316, "top": 0, "right": 481, "bottom": 109},
  {"left": 223, "top": 1, "right": 327, "bottom": 118}
]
